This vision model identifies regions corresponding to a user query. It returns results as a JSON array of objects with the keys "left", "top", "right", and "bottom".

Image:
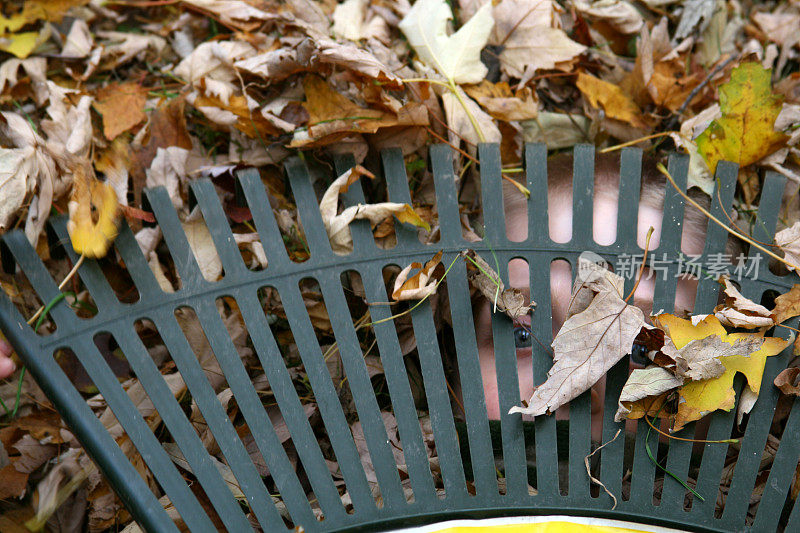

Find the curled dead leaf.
[
  {"left": 462, "top": 249, "right": 533, "bottom": 320},
  {"left": 774, "top": 367, "right": 800, "bottom": 396},
  {"left": 775, "top": 222, "right": 800, "bottom": 272},
  {"left": 320, "top": 165, "right": 430, "bottom": 254},
  {"left": 392, "top": 251, "right": 444, "bottom": 301},
  {"left": 616, "top": 367, "right": 683, "bottom": 422},
  {"left": 714, "top": 276, "right": 774, "bottom": 329},
  {"left": 772, "top": 284, "right": 800, "bottom": 325}
]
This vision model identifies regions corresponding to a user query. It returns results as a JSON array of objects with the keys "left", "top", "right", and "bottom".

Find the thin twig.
[
  {"left": 658, "top": 164, "right": 800, "bottom": 271},
  {"left": 625, "top": 227, "right": 655, "bottom": 303},
  {"left": 584, "top": 429, "right": 621, "bottom": 509},
  {"left": 676, "top": 54, "right": 738, "bottom": 117},
  {"left": 600, "top": 132, "right": 677, "bottom": 153},
  {"left": 26, "top": 255, "right": 86, "bottom": 326}
]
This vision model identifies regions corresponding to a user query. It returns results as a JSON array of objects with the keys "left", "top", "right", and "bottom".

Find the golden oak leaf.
[
  {"left": 93, "top": 82, "right": 147, "bottom": 140},
  {"left": 67, "top": 165, "right": 120, "bottom": 258},
  {"left": 576, "top": 72, "right": 649, "bottom": 129},
  {"left": 696, "top": 62, "right": 789, "bottom": 173},
  {"left": 654, "top": 313, "right": 789, "bottom": 432}
]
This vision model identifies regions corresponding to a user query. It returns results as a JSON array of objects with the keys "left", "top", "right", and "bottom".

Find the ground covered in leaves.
[{"left": 1, "top": 0, "right": 800, "bottom": 530}]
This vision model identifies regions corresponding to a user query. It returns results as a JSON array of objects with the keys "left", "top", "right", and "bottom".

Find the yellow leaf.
[
  {"left": 395, "top": 204, "right": 431, "bottom": 232},
  {"left": 576, "top": 72, "right": 649, "bottom": 129},
  {"left": 655, "top": 313, "right": 789, "bottom": 431},
  {"left": 696, "top": 62, "right": 789, "bottom": 173},
  {"left": 67, "top": 166, "right": 121, "bottom": 258},
  {"left": 0, "top": 13, "right": 29, "bottom": 34},
  {"left": 0, "top": 31, "right": 39, "bottom": 58}
]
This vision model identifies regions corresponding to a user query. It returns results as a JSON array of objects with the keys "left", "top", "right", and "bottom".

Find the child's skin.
[
  {"left": 0, "top": 338, "right": 16, "bottom": 378},
  {"left": 473, "top": 153, "right": 712, "bottom": 441}
]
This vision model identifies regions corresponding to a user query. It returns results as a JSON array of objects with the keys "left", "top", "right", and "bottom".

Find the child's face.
[{"left": 472, "top": 181, "right": 702, "bottom": 438}]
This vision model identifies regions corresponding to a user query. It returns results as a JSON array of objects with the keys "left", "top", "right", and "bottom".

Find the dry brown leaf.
[
  {"left": 392, "top": 251, "right": 444, "bottom": 301},
  {"left": 315, "top": 39, "right": 401, "bottom": 86},
  {"left": 772, "top": 284, "right": 800, "bottom": 324},
  {"left": 490, "top": 0, "right": 585, "bottom": 85},
  {"left": 132, "top": 97, "right": 193, "bottom": 206},
  {"left": 0, "top": 463, "right": 29, "bottom": 500},
  {"left": 291, "top": 76, "right": 427, "bottom": 147},
  {"left": 676, "top": 334, "right": 766, "bottom": 381},
  {"left": 775, "top": 367, "right": 800, "bottom": 396},
  {"left": 181, "top": 0, "right": 275, "bottom": 30},
  {"left": 615, "top": 366, "right": 683, "bottom": 422},
  {"left": 332, "top": 0, "right": 388, "bottom": 43},
  {"left": 442, "top": 86, "right": 501, "bottom": 147},
  {"left": 714, "top": 276, "right": 775, "bottom": 328},
  {"left": 319, "top": 165, "right": 430, "bottom": 253},
  {"left": 577, "top": 72, "right": 650, "bottom": 129},
  {"left": 573, "top": 0, "right": 644, "bottom": 34},
  {"left": 775, "top": 221, "right": 800, "bottom": 271},
  {"left": 511, "top": 273, "right": 646, "bottom": 416},
  {"left": 182, "top": 217, "right": 223, "bottom": 282},
  {"left": 463, "top": 81, "right": 538, "bottom": 121},
  {"left": 93, "top": 82, "right": 147, "bottom": 140},
  {"left": 462, "top": 249, "right": 533, "bottom": 320},
  {"left": 189, "top": 88, "right": 282, "bottom": 138}
]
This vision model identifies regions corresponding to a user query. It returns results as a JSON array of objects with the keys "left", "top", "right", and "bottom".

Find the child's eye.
[
  {"left": 630, "top": 342, "right": 648, "bottom": 365},
  {"left": 513, "top": 325, "right": 532, "bottom": 348}
]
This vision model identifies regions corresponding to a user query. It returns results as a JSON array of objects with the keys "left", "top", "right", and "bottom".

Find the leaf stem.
[
  {"left": 624, "top": 227, "right": 655, "bottom": 303},
  {"left": 599, "top": 132, "right": 677, "bottom": 153},
  {"left": 26, "top": 255, "right": 86, "bottom": 327},
  {"left": 645, "top": 400, "right": 705, "bottom": 501},
  {"left": 448, "top": 79, "right": 486, "bottom": 143},
  {"left": 642, "top": 412, "right": 739, "bottom": 444}
]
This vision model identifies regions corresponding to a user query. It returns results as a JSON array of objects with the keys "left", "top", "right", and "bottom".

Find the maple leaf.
[
  {"left": 511, "top": 260, "right": 645, "bottom": 416},
  {"left": 398, "top": 0, "right": 494, "bottom": 85},
  {"left": 67, "top": 165, "right": 120, "bottom": 258},
  {"left": 696, "top": 62, "right": 789, "bottom": 174},
  {"left": 654, "top": 313, "right": 789, "bottom": 432},
  {"left": 490, "top": 0, "right": 585, "bottom": 85}
]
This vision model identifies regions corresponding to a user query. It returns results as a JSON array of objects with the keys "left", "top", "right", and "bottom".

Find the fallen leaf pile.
[
  {"left": 0, "top": 0, "right": 798, "bottom": 528},
  {"left": 510, "top": 264, "right": 794, "bottom": 436}
]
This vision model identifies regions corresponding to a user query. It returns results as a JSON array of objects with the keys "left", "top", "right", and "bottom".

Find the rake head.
[{"left": 1, "top": 144, "right": 799, "bottom": 532}]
